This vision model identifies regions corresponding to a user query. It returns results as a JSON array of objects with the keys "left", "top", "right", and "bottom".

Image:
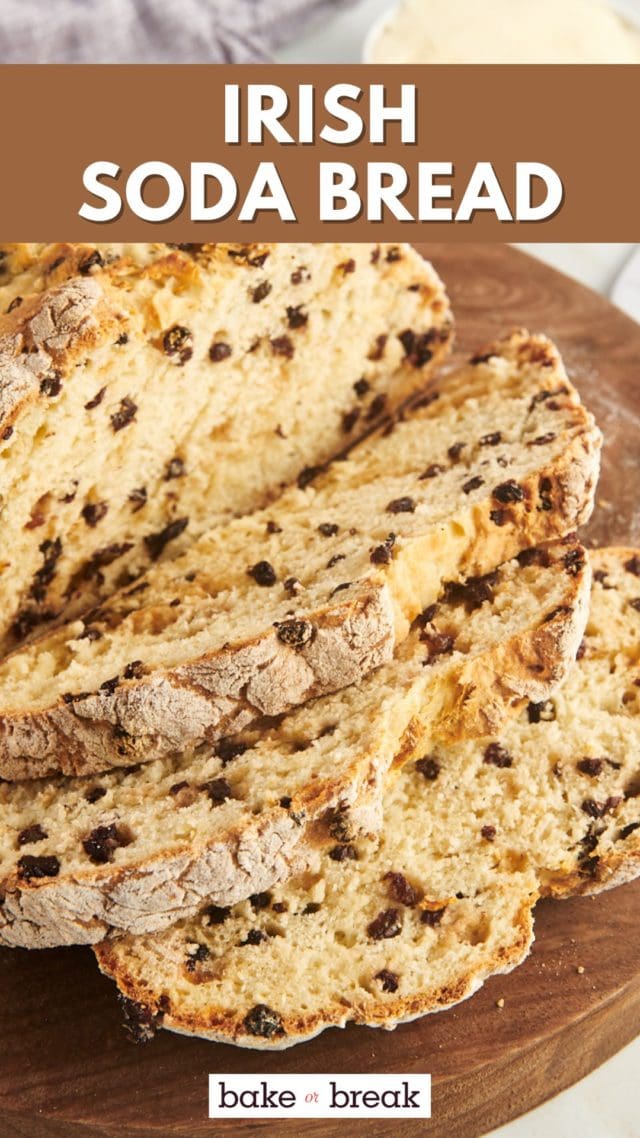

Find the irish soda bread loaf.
[
  {"left": 0, "top": 539, "right": 589, "bottom": 948},
  {"left": 0, "top": 241, "right": 451, "bottom": 651},
  {"left": 94, "top": 548, "right": 640, "bottom": 1049},
  {"left": 0, "top": 332, "right": 601, "bottom": 781}
]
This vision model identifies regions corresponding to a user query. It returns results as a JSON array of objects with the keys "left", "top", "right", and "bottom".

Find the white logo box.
[{"left": 209, "top": 1073, "right": 431, "bottom": 1119}]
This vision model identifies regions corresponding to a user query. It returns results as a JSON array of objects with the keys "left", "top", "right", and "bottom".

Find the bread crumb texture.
[
  {"left": 95, "top": 549, "right": 639, "bottom": 1048},
  {"left": 0, "top": 329, "right": 600, "bottom": 780},
  {"left": 0, "top": 538, "right": 588, "bottom": 947},
  {"left": 0, "top": 241, "right": 451, "bottom": 652}
]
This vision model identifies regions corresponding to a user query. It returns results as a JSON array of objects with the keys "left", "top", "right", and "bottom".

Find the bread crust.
[
  {"left": 0, "top": 354, "right": 601, "bottom": 781},
  {"left": 91, "top": 547, "right": 639, "bottom": 1050},
  {"left": 0, "top": 276, "right": 115, "bottom": 433},
  {"left": 0, "top": 584, "right": 396, "bottom": 780},
  {"left": 95, "top": 902, "right": 534, "bottom": 1050},
  {"left": 0, "top": 242, "right": 449, "bottom": 437},
  {"left": 0, "top": 552, "right": 589, "bottom": 948},
  {"left": 544, "top": 850, "right": 640, "bottom": 900},
  {"left": 0, "top": 242, "right": 453, "bottom": 655}
]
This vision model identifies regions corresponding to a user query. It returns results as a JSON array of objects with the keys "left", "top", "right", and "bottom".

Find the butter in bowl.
[{"left": 364, "top": 0, "right": 640, "bottom": 63}]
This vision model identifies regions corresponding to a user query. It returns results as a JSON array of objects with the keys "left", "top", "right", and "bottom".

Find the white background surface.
[{"left": 278, "top": 4, "right": 640, "bottom": 1137}]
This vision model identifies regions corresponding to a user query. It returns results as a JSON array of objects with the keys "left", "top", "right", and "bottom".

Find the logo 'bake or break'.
[{"left": 209, "top": 1074, "right": 431, "bottom": 1119}]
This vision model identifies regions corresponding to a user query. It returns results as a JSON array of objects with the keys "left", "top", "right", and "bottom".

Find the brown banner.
[{"left": 1, "top": 64, "right": 638, "bottom": 240}]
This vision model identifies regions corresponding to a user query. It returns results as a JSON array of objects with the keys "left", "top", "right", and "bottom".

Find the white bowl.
[
  {"left": 363, "top": 0, "right": 640, "bottom": 64},
  {"left": 362, "top": 2, "right": 399, "bottom": 64}
]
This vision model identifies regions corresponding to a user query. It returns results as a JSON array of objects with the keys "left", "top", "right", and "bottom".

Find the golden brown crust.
[
  {"left": 91, "top": 547, "right": 640, "bottom": 1051},
  {"left": 0, "top": 547, "right": 589, "bottom": 948},
  {"left": 0, "top": 584, "right": 396, "bottom": 780},
  {"left": 0, "top": 242, "right": 453, "bottom": 656},
  {"left": 94, "top": 900, "right": 534, "bottom": 1050},
  {"left": 0, "top": 276, "right": 119, "bottom": 436},
  {"left": 0, "top": 343, "right": 601, "bottom": 781},
  {"left": 543, "top": 846, "right": 640, "bottom": 900}
]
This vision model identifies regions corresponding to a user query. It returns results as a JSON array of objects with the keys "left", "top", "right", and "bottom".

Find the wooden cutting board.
[{"left": 1, "top": 244, "right": 639, "bottom": 1138}]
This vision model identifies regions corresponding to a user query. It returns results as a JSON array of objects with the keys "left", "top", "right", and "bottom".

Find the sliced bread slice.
[
  {"left": 94, "top": 547, "right": 640, "bottom": 1049},
  {"left": 0, "top": 241, "right": 451, "bottom": 652},
  {"left": 0, "top": 331, "right": 601, "bottom": 780},
  {"left": 0, "top": 538, "right": 589, "bottom": 947}
]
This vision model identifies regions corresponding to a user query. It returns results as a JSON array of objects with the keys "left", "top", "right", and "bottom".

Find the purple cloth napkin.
[{"left": 0, "top": 0, "right": 358, "bottom": 62}]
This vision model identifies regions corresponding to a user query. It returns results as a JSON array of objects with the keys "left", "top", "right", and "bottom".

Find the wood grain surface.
[{"left": 1, "top": 244, "right": 638, "bottom": 1138}]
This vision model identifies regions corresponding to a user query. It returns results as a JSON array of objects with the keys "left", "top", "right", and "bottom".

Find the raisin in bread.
[
  {"left": 0, "top": 241, "right": 452, "bottom": 652},
  {"left": 94, "top": 548, "right": 639, "bottom": 1048},
  {"left": 0, "top": 539, "right": 589, "bottom": 948},
  {"left": 0, "top": 332, "right": 601, "bottom": 781}
]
